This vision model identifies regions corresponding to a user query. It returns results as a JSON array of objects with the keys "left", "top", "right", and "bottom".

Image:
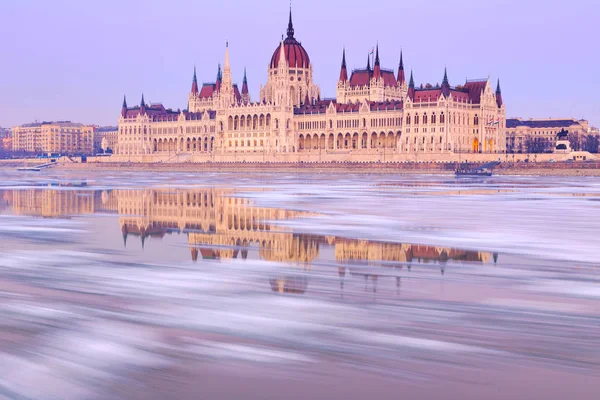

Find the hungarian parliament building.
[{"left": 116, "top": 11, "right": 506, "bottom": 161}]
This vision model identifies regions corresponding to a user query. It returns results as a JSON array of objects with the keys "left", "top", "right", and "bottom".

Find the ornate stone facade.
[{"left": 117, "top": 10, "right": 506, "bottom": 160}]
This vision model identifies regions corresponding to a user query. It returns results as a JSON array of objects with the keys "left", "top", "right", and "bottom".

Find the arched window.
[
  {"left": 406, "top": 115, "right": 411, "bottom": 125},
  {"left": 440, "top": 113, "right": 445, "bottom": 123},
  {"left": 415, "top": 115, "right": 419, "bottom": 124},
  {"left": 474, "top": 114, "right": 479, "bottom": 125},
  {"left": 432, "top": 114, "right": 436, "bottom": 124},
  {"left": 423, "top": 114, "right": 428, "bottom": 124}
]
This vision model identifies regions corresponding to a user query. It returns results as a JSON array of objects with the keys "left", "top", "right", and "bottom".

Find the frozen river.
[{"left": 0, "top": 169, "right": 598, "bottom": 399}]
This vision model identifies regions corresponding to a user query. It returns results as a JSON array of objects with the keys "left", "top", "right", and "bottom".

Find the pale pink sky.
[{"left": 0, "top": 0, "right": 598, "bottom": 127}]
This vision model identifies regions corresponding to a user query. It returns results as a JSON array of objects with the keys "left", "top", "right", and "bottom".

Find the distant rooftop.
[
  {"left": 506, "top": 118, "right": 583, "bottom": 129},
  {"left": 18, "top": 120, "right": 86, "bottom": 128},
  {"left": 96, "top": 126, "right": 118, "bottom": 132}
]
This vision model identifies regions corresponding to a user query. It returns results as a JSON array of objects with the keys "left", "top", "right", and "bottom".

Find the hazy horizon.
[{"left": 1, "top": 0, "right": 598, "bottom": 128}]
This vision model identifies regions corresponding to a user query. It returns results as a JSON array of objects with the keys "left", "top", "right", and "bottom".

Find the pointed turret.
[
  {"left": 215, "top": 64, "right": 222, "bottom": 92},
  {"left": 278, "top": 40, "right": 287, "bottom": 68},
  {"left": 242, "top": 67, "right": 249, "bottom": 96},
  {"left": 121, "top": 95, "right": 127, "bottom": 118},
  {"left": 224, "top": 42, "right": 230, "bottom": 70},
  {"left": 373, "top": 44, "right": 381, "bottom": 80},
  {"left": 408, "top": 70, "right": 415, "bottom": 100},
  {"left": 304, "top": 91, "right": 310, "bottom": 105},
  {"left": 441, "top": 67, "right": 450, "bottom": 97},
  {"left": 339, "top": 48, "right": 348, "bottom": 82},
  {"left": 397, "top": 51, "right": 405, "bottom": 85},
  {"left": 366, "top": 53, "right": 371, "bottom": 72},
  {"left": 287, "top": 7, "right": 295, "bottom": 39},
  {"left": 496, "top": 79, "right": 503, "bottom": 107},
  {"left": 191, "top": 66, "right": 199, "bottom": 95},
  {"left": 139, "top": 93, "right": 146, "bottom": 114},
  {"left": 221, "top": 42, "right": 233, "bottom": 96}
]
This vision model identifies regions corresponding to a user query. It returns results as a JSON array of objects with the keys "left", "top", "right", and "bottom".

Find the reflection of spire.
[
  {"left": 493, "top": 252, "right": 499, "bottom": 264},
  {"left": 123, "top": 233, "right": 127, "bottom": 247},
  {"left": 141, "top": 235, "right": 145, "bottom": 249}
]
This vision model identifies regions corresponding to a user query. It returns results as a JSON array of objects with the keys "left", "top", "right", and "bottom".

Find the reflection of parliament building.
[
  {"left": 2, "top": 188, "right": 496, "bottom": 293},
  {"left": 2, "top": 187, "right": 492, "bottom": 264}
]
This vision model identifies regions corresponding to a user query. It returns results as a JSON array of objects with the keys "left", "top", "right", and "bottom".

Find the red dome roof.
[{"left": 269, "top": 11, "right": 310, "bottom": 69}]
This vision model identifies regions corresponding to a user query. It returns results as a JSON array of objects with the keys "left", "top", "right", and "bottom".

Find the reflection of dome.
[
  {"left": 269, "top": 276, "right": 308, "bottom": 295},
  {"left": 269, "top": 11, "right": 310, "bottom": 69}
]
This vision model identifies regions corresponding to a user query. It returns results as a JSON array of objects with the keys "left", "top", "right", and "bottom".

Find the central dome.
[{"left": 269, "top": 11, "right": 310, "bottom": 69}]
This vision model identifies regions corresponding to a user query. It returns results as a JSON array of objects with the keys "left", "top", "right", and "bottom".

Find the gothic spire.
[
  {"left": 121, "top": 95, "right": 127, "bottom": 118},
  {"left": 215, "top": 64, "right": 222, "bottom": 92},
  {"left": 224, "top": 42, "right": 230, "bottom": 71},
  {"left": 339, "top": 48, "right": 348, "bottom": 82},
  {"left": 242, "top": 67, "right": 249, "bottom": 96},
  {"left": 366, "top": 53, "right": 371, "bottom": 71},
  {"left": 287, "top": 6, "right": 294, "bottom": 38},
  {"left": 397, "top": 51, "right": 405, "bottom": 85},
  {"left": 408, "top": 70, "right": 415, "bottom": 100},
  {"left": 191, "top": 66, "right": 199, "bottom": 94},
  {"left": 373, "top": 44, "right": 381, "bottom": 80},
  {"left": 278, "top": 39, "right": 287, "bottom": 68},
  {"left": 496, "top": 78, "right": 503, "bottom": 107},
  {"left": 441, "top": 67, "right": 450, "bottom": 97},
  {"left": 139, "top": 93, "right": 146, "bottom": 114}
]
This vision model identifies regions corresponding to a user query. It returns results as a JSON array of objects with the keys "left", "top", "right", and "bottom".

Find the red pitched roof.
[
  {"left": 463, "top": 80, "right": 487, "bottom": 103},
  {"left": 199, "top": 84, "right": 216, "bottom": 99},
  {"left": 413, "top": 89, "right": 441, "bottom": 103},
  {"left": 349, "top": 69, "right": 370, "bottom": 86},
  {"left": 381, "top": 71, "right": 398, "bottom": 87},
  {"left": 349, "top": 69, "right": 397, "bottom": 88},
  {"left": 449, "top": 89, "right": 469, "bottom": 102}
]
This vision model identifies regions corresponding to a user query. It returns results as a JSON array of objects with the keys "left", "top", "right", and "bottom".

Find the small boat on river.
[{"left": 455, "top": 161, "right": 500, "bottom": 177}]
